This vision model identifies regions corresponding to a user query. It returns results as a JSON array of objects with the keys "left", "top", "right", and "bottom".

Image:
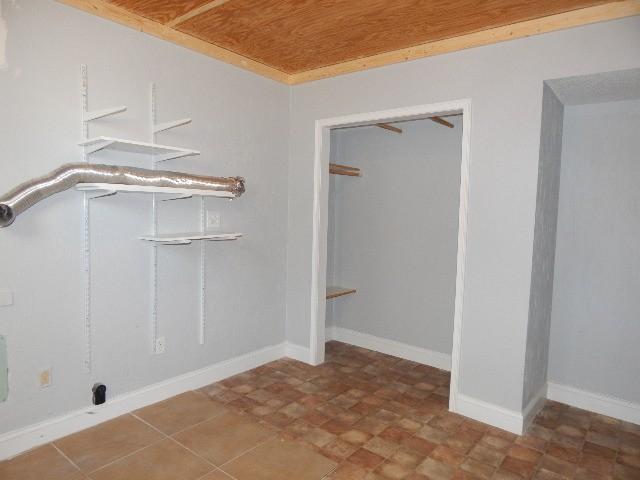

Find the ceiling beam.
[
  {"left": 166, "top": 0, "right": 232, "bottom": 28},
  {"left": 288, "top": 1, "right": 640, "bottom": 84},
  {"left": 57, "top": 0, "right": 289, "bottom": 84}
]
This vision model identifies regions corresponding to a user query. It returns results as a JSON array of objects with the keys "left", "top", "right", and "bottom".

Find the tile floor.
[{"left": 1, "top": 341, "right": 639, "bottom": 479}]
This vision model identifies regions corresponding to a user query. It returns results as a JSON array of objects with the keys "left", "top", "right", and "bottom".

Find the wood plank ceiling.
[{"left": 61, "top": 0, "right": 640, "bottom": 84}]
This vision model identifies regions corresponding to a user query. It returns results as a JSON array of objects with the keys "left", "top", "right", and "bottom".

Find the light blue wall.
[
  {"left": 0, "top": 0, "right": 289, "bottom": 434},
  {"left": 327, "top": 119, "right": 461, "bottom": 354},
  {"left": 549, "top": 99, "right": 640, "bottom": 403},
  {"left": 523, "top": 85, "right": 564, "bottom": 409},
  {"left": 286, "top": 17, "right": 640, "bottom": 411}
]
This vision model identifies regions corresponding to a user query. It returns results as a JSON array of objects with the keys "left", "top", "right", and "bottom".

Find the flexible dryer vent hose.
[{"left": 0, "top": 163, "right": 245, "bottom": 227}]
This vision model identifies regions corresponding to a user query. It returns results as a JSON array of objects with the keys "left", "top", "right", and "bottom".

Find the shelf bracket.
[
  {"left": 159, "top": 193, "right": 193, "bottom": 201},
  {"left": 154, "top": 150, "right": 199, "bottom": 163},
  {"left": 84, "top": 139, "right": 116, "bottom": 155},
  {"left": 83, "top": 106, "right": 127, "bottom": 122},
  {"left": 153, "top": 118, "right": 192, "bottom": 134}
]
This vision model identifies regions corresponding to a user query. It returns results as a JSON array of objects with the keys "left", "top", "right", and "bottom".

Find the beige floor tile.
[
  {"left": 134, "top": 391, "right": 227, "bottom": 435},
  {"left": 173, "top": 411, "right": 274, "bottom": 465},
  {"left": 54, "top": 414, "right": 163, "bottom": 472},
  {"left": 0, "top": 444, "right": 86, "bottom": 480},
  {"left": 90, "top": 439, "right": 212, "bottom": 480},
  {"left": 222, "top": 437, "right": 337, "bottom": 480}
]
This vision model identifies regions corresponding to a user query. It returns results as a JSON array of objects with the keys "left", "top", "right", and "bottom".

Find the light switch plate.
[{"left": 0, "top": 291, "right": 13, "bottom": 307}]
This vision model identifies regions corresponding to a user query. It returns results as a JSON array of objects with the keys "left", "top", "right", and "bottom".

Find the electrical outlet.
[
  {"left": 206, "top": 212, "right": 221, "bottom": 229},
  {"left": 155, "top": 336, "right": 166, "bottom": 354},
  {"left": 0, "top": 290, "right": 13, "bottom": 307},
  {"left": 39, "top": 368, "right": 52, "bottom": 388}
]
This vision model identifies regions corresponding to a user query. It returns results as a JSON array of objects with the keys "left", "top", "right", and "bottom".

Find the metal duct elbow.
[{"left": 0, "top": 163, "right": 245, "bottom": 228}]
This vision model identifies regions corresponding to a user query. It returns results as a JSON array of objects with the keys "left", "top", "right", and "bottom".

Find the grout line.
[
  {"left": 129, "top": 413, "right": 170, "bottom": 438},
  {"left": 86, "top": 437, "right": 167, "bottom": 475},
  {"left": 165, "top": 435, "right": 219, "bottom": 470},
  {"left": 81, "top": 415, "right": 169, "bottom": 475},
  {"left": 51, "top": 442, "right": 86, "bottom": 476},
  {"left": 217, "top": 432, "right": 279, "bottom": 469}
]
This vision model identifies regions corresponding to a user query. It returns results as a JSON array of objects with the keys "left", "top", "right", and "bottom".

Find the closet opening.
[
  {"left": 525, "top": 68, "right": 640, "bottom": 426},
  {"left": 310, "top": 101, "right": 472, "bottom": 413}
]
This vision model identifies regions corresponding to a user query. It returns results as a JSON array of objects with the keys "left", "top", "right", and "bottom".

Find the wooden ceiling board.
[
  {"left": 105, "top": 0, "right": 215, "bottom": 25},
  {"left": 58, "top": 0, "right": 640, "bottom": 83},
  {"left": 176, "top": 0, "right": 613, "bottom": 73}
]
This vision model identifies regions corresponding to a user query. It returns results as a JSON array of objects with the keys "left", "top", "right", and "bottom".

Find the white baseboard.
[
  {"left": 0, "top": 342, "right": 292, "bottom": 461},
  {"left": 284, "top": 342, "right": 312, "bottom": 363},
  {"left": 327, "top": 326, "right": 452, "bottom": 371},
  {"left": 522, "top": 383, "right": 548, "bottom": 432},
  {"left": 455, "top": 394, "right": 524, "bottom": 434},
  {"left": 547, "top": 382, "right": 640, "bottom": 425}
]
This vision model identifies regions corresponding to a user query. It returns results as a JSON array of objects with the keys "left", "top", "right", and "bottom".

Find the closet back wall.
[
  {"left": 0, "top": 0, "right": 289, "bottom": 435},
  {"left": 548, "top": 99, "right": 640, "bottom": 404},
  {"left": 328, "top": 119, "right": 462, "bottom": 357}
]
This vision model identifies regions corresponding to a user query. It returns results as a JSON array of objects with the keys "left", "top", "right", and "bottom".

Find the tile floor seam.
[
  {"left": 85, "top": 436, "right": 167, "bottom": 475},
  {"left": 152, "top": 408, "right": 229, "bottom": 437},
  {"left": 50, "top": 441, "right": 86, "bottom": 476},
  {"left": 164, "top": 433, "right": 220, "bottom": 471},
  {"left": 217, "top": 433, "right": 280, "bottom": 469}
]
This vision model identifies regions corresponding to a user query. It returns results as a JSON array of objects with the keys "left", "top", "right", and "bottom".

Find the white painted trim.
[
  {"left": 0, "top": 342, "right": 289, "bottom": 461},
  {"left": 325, "top": 325, "right": 338, "bottom": 342},
  {"left": 547, "top": 382, "right": 640, "bottom": 425},
  {"left": 330, "top": 327, "right": 451, "bottom": 371},
  {"left": 310, "top": 99, "right": 472, "bottom": 414},
  {"left": 522, "top": 382, "right": 548, "bottom": 431},
  {"left": 284, "top": 343, "right": 312, "bottom": 363},
  {"left": 456, "top": 394, "right": 524, "bottom": 435}
]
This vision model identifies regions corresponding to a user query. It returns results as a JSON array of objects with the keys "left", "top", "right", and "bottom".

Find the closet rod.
[
  {"left": 430, "top": 116, "right": 454, "bottom": 128},
  {"left": 330, "top": 163, "right": 361, "bottom": 176},
  {"left": 375, "top": 123, "right": 402, "bottom": 134}
]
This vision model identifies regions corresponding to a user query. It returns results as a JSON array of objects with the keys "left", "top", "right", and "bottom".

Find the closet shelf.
[
  {"left": 139, "top": 232, "right": 242, "bottom": 245},
  {"left": 75, "top": 183, "right": 237, "bottom": 198},
  {"left": 326, "top": 286, "right": 356, "bottom": 299},
  {"left": 330, "top": 163, "right": 361, "bottom": 177},
  {"left": 79, "top": 136, "right": 200, "bottom": 162}
]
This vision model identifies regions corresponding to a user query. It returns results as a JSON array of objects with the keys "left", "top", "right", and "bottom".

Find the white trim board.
[
  {"left": 547, "top": 382, "right": 640, "bottom": 425},
  {"left": 327, "top": 326, "right": 451, "bottom": 371},
  {"left": 456, "top": 394, "right": 525, "bottom": 435},
  {"left": 522, "top": 383, "right": 548, "bottom": 432},
  {"left": 309, "top": 99, "right": 472, "bottom": 417},
  {"left": 0, "top": 342, "right": 299, "bottom": 461},
  {"left": 284, "top": 343, "right": 312, "bottom": 363}
]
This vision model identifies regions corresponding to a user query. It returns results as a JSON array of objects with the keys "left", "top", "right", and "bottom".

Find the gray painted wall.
[
  {"left": 548, "top": 99, "right": 640, "bottom": 403},
  {"left": 327, "top": 119, "right": 461, "bottom": 354},
  {"left": 522, "top": 85, "right": 564, "bottom": 409},
  {"left": 0, "top": 1, "right": 288, "bottom": 434},
  {"left": 286, "top": 17, "right": 640, "bottom": 412}
]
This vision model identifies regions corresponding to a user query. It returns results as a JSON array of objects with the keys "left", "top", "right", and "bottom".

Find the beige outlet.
[{"left": 39, "top": 368, "right": 51, "bottom": 388}]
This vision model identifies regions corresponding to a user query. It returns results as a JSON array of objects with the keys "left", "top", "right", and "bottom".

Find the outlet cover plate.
[
  {"left": 0, "top": 290, "right": 13, "bottom": 307},
  {"left": 39, "top": 368, "right": 52, "bottom": 388},
  {"left": 155, "top": 336, "right": 166, "bottom": 354},
  {"left": 206, "top": 212, "right": 221, "bottom": 229}
]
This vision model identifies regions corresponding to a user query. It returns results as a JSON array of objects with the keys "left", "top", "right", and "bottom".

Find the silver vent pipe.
[{"left": 0, "top": 163, "right": 245, "bottom": 227}]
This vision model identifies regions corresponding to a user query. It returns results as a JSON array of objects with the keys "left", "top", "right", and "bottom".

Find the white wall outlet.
[
  {"left": 206, "top": 212, "right": 221, "bottom": 229},
  {"left": 39, "top": 368, "right": 52, "bottom": 388},
  {"left": 0, "top": 290, "right": 13, "bottom": 307},
  {"left": 155, "top": 336, "right": 166, "bottom": 354}
]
